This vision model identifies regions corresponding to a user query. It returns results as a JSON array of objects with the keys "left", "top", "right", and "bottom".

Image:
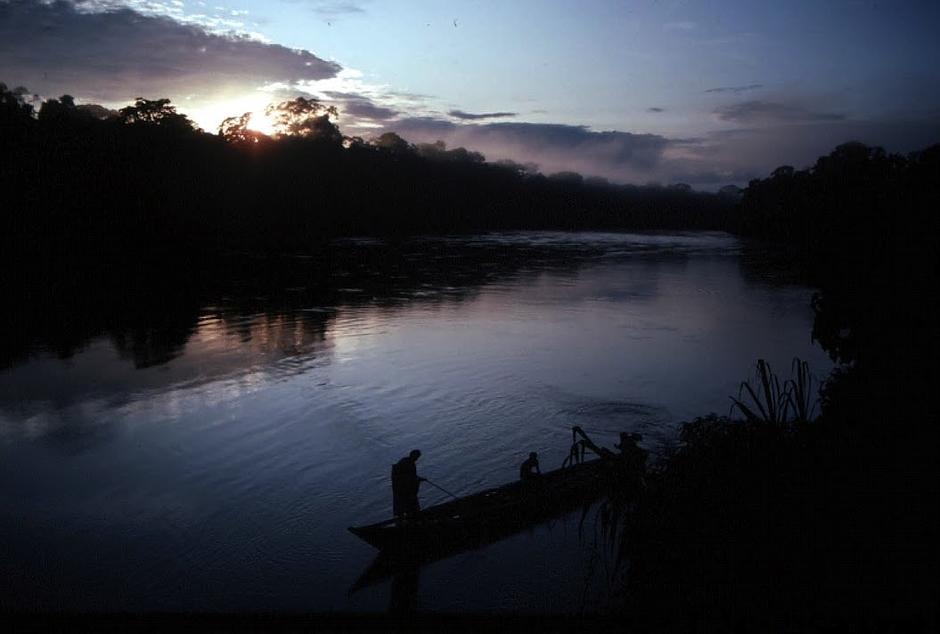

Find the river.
[{"left": 0, "top": 231, "right": 831, "bottom": 613}]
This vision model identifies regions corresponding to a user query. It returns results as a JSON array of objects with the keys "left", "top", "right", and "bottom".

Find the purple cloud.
[
  {"left": 704, "top": 83, "right": 764, "bottom": 94},
  {"left": 714, "top": 100, "right": 845, "bottom": 124},
  {"left": 448, "top": 109, "right": 518, "bottom": 120},
  {"left": 0, "top": 0, "right": 340, "bottom": 103},
  {"left": 323, "top": 91, "right": 399, "bottom": 120}
]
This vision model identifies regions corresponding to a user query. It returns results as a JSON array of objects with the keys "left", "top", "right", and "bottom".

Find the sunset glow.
[
  {"left": 4, "top": 0, "right": 937, "bottom": 188},
  {"left": 184, "top": 93, "right": 276, "bottom": 136}
]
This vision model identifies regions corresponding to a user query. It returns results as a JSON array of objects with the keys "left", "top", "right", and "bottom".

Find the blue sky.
[{"left": 2, "top": 0, "right": 939, "bottom": 187}]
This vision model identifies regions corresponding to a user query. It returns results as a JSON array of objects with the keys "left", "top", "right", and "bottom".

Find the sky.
[{"left": 2, "top": 0, "right": 939, "bottom": 188}]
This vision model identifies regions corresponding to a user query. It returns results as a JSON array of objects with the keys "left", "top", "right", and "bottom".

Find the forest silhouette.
[{"left": 1, "top": 83, "right": 731, "bottom": 263}]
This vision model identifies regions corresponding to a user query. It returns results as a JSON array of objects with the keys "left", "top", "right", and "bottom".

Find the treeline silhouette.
[
  {"left": 0, "top": 83, "right": 732, "bottom": 263},
  {"left": 610, "top": 142, "right": 940, "bottom": 628}
]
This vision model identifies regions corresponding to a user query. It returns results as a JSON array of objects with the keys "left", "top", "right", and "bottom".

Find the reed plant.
[{"left": 729, "top": 357, "right": 819, "bottom": 424}]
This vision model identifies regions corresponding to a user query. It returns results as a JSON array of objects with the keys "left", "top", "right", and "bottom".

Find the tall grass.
[
  {"left": 730, "top": 357, "right": 819, "bottom": 424},
  {"left": 785, "top": 357, "right": 818, "bottom": 422}
]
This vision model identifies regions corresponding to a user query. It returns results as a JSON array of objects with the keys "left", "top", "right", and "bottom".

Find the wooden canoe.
[{"left": 348, "top": 459, "right": 623, "bottom": 553}]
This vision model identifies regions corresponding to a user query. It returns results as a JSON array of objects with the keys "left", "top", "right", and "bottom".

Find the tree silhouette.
[
  {"left": 218, "top": 111, "right": 268, "bottom": 145},
  {"left": 265, "top": 96, "right": 341, "bottom": 143},
  {"left": 37, "top": 94, "right": 102, "bottom": 127},
  {"left": 0, "top": 82, "right": 35, "bottom": 126},
  {"left": 119, "top": 97, "right": 195, "bottom": 131},
  {"left": 372, "top": 131, "right": 412, "bottom": 153}
]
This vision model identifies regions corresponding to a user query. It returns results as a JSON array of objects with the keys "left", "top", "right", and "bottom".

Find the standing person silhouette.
[{"left": 391, "top": 449, "right": 424, "bottom": 521}]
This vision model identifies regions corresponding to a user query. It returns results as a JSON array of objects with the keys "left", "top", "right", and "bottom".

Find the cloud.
[
  {"left": 311, "top": 1, "right": 365, "bottom": 16},
  {"left": 75, "top": 0, "right": 255, "bottom": 34},
  {"left": 647, "top": 107, "right": 665, "bottom": 113},
  {"left": 704, "top": 83, "right": 763, "bottom": 94},
  {"left": 368, "top": 118, "right": 678, "bottom": 184},
  {"left": 288, "top": 0, "right": 367, "bottom": 18},
  {"left": 448, "top": 109, "right": 518, "bottom": 120},
  {"left": 324, "top": 91, "right": 399, "bottom": 120},
  {"left": 386, "top": 90, "right": 433, "bottom": 103},
  {"left": 0, "top": 0, "right": 340, "bottom": 105},
  {"left": 714, "top": 100, "right": 845, "bottom": 124},
  {"left": 279, "top": 0, "right": 367, "bottom": 21},
  {"left": 664, "top": 118, "right": 940, "bottom": 188},
  {"left": 360, "top": 111, "right": 940, "bottom": 191}
]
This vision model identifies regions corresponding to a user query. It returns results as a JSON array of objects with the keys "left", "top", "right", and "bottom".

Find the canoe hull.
[{"left": 348, "top": 459, "right": 617, "bottom": 554}]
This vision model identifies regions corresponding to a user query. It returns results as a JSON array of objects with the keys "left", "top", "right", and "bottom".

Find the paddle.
[{"left": 421, "top": 477, "right": 459, "bottom": 501}]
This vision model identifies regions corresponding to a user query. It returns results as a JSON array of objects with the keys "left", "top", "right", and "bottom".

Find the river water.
[{"left": 0, "top": 231, "right": 830, "bottom": 613}]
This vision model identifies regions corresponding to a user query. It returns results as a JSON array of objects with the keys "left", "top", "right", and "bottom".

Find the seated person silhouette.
[
  {"left": 519, "top": 451, "right": 541, "bottom": 482},
  {"left": 615, "top": 432, "right": 647, "bottom": 469},
  {"left": 614, "top": 433, "right": 648, "bottom": 492},
  {"left": 392, "top": 449, "right": 424, "bottom": 522}
]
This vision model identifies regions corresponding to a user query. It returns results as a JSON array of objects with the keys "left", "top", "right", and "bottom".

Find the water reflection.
[
  {"left": 0, "top": 231, "right": 831, "bottom": 613},
  {"left": 388, "top": 566, "right": 421, "bottom": 614}
]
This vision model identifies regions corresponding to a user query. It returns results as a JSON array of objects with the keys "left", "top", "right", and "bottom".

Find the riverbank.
[
  {"left": 602, "top": 142, "right": 940, "bottom": 628},
  {"left": 611, "top": 410, "right": 938, "bottom": 628}
]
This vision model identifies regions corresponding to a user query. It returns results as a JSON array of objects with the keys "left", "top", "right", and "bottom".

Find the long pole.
[{"left": 422, "top": 477, "right": 459, "bottom": 500}]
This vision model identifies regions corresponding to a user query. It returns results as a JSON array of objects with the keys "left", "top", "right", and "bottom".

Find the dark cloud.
[
  {"left": 647, "top": 107, "right": 665, "bottom": 113},
  {"left": 714, "top": 100, "right": 845, "bottom": 124},
  {"left": 323, "top": 92, "right": 398, "bottom": 120},
  {"left": 704, "top": 84, "right": 763, "bottom": 94},
  {"left": 494, "top": 123, "right": 670, "bottom": 169},
  {"left": 382, "top": 116, "right": 456, "bottom": 135},
  {"left": 448, "top": 109, "right": 518, "bottom": 120},
  {"left": 384, "top": 90, "right": 432, "bottom": 102},
  {"left": 0, "top": 0, "right": 340, "bottom": 103}
]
